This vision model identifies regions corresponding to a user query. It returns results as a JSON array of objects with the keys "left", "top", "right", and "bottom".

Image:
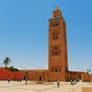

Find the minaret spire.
[
  {"left": 56, "top": 5, "right": 59, "bottom": 10},
  {"left": 53, "top": 6, "right": 62, "bottom": 18}
]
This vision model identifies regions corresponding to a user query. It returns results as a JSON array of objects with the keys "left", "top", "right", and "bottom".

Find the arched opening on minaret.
[{"left": 55, "top": 69, "right": 58, "bottom": 72}]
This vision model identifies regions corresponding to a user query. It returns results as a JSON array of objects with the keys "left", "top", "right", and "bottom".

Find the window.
[
  {"left": 52, "top": 67, "right": 61, "bottom": 72},
  {"left": 51, "top": 22, "right": 60, "bottom": 27},
  {"left": 55, "top": 69, "right": 57, "bottom": 72},
  {"left": 56, "top": 22, "right": 60, "bottom": 26},
  {"left": 55, "top": 46, "right": 58, "bottom": 56},
  {"left": 51, "top": 46, "right": 60, "bottom": 56},
  {"left": 51, "top": 23, "right": 56, "bottom": 27},
  {"left": 52, "top": 31, "right": 59, "bottom": 40}
]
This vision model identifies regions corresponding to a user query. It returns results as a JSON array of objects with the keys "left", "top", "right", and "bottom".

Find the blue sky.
[{"left": 0, "top": 0, "right": 92, "bottom": 71}]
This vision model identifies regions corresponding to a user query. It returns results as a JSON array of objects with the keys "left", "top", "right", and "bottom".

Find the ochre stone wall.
[
  {"left": 66, "top": 71, "right": 92, "bottom": 82},
  {"left": 23, "top": 70, "right": 49, "bottom": 81},
  {"left": 24, "top": 70, "right": 92, "bottom": 82}
]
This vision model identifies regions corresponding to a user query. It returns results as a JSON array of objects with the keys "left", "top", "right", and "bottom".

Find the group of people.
[
  {"left": 56, "top": 79, "right": 78, "bottom": 88},
  {"left": 8, "top": 78, "right": 77, "bottom": 87},
  {"left": 8, "top": 78, "right": 22, "bottom": 83}
]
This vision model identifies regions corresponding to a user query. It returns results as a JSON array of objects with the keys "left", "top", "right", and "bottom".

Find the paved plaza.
[{"left": 0, "top": 81, "right": 92, "bottom": 92}]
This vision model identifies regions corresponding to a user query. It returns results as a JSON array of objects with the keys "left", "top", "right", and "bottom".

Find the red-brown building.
[
  {"left": 0, "top": 68, "right": 23, "bottom": 80},
  {"left": 23, "top": 7, "right": 91, "bottom": 82}
]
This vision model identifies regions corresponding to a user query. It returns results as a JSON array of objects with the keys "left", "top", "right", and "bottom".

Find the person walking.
[
  {"left": 71, "top": 80, "right": 74, "bottom": 86},
  {"left": 57, "top": 80, "right": 60, "bottom": 88},
  {"left": 8, "top": 78, "right": 10, "bottom": 83}
]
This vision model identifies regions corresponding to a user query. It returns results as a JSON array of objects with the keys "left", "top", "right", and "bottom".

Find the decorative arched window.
[
  {"left": 52, "top": 31, "right": 59, "bottom": 40},
  {"left": 55, "top": 46, "right": 58, "bottom": 55},
  {"left": 56, "top": 22, "right": 60, "bottom": 26},
  {"left": 51, "top": 22, "right": 55, "bottom": 27},
  {"left": 51, "top": 66, "right": 61, "bottom": 72},
  {"left": 51, "top": 46, "right": 60, "bottom": 56},
  {"left": 55, "top": 46, "right": 60, "bottom": 56},
  {"left": 51, "top": 21, "right": 60, "bottom": 27},
  {"left": 55, "top": 69, "right": 58, "bottom": 72}
]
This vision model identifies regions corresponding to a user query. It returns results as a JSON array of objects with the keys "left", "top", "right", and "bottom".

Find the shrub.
[{"left": 5, "top": 66, "right": 19, "bottom": 72}]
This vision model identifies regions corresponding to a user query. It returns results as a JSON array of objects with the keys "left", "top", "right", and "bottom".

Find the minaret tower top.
[{"left": 53, "top": 6, "right": 62, "bottom": 18}]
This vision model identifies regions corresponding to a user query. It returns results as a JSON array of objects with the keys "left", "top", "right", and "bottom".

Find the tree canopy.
[{"left": 3, "top": 57, "right": 11, "bottom": 67}]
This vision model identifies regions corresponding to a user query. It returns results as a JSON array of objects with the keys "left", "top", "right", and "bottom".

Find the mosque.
[{"left": 23, "top": 7, "right": 91, "bottom": 82}]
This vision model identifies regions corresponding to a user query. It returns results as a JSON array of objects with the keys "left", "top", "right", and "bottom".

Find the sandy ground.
[{"left": 0, "top": 81, "right": 92, "bottom": 92}]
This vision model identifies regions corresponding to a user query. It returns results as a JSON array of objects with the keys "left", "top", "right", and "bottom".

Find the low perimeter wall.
[{"left": 0, "top": 68, "right": 23, "bottom": 80}]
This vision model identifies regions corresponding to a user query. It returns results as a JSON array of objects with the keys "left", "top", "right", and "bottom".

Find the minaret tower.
[{"left": 48, "top": 7, "right": 68, "bottom": 81}]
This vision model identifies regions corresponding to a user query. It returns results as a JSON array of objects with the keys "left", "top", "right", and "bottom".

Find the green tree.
[
  {"left": 86, "top": 69, "right": 91, "bottom": 83},
  {"left": 78, "top": 75, "right": 82, "bottom": 81},
  {"left": 3, "top": 57, "right": 11, "bottom": 67},
  {"left": 86, "top": 69, "right": 91, "bottom": 74},
  {"left": 5, "top": 66, "right": 19, "bottom": 72}
]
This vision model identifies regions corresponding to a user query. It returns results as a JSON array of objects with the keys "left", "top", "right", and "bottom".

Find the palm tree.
[
  {"left": 86, "top": 69, "right": 91, "bottom": 83},
  {"left": 3, "top": 57, "right": 11, "bottom": 67},
  {"left": 86, "top": 69, "right": 91, "bottom": 74}
]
